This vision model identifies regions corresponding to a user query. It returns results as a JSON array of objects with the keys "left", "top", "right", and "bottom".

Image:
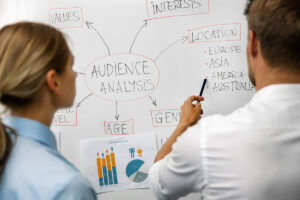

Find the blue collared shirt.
[{"left": 0, "top": 116, "right": 97, "bottom": 200}]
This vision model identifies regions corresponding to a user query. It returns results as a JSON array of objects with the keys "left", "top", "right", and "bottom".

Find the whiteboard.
[{"left": 0, "top": 0, "right": 254, "bottom": 199}]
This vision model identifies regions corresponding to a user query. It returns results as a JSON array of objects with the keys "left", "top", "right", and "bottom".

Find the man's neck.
[{"left": 255, "top": 69, "right": 300, "bottom": 91}]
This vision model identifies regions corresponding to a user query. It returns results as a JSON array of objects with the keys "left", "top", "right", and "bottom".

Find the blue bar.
[
  {"left": 102, "top": 166, "right": 108, "bottom": 185},
  {"left": 108, "top": 171, "right": 113, "bottom": 185},
  {"left": 112, "top": 167, "right": 118, "bottom": 184},
  {"left": 99, "top": 178, "right": 104, "bottom": 186}
]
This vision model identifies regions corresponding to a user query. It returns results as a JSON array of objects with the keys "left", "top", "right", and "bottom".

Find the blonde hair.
[{"left": 0, "top": 22, "right": 72, "bottom": 175}]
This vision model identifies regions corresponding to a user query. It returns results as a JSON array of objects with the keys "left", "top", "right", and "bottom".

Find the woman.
[{"left": 0, "top": 22, "right": 97, "bottom": 199}]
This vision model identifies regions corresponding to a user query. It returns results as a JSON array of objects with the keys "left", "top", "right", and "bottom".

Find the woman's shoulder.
[
  {"left": 51, "top": 173, "right": 97, "bottom": 200},
  {"left": 1, "top": 136, "right": 97, "bottom": 200}
]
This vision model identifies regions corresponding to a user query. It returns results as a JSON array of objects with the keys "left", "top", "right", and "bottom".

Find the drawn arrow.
[
  {"left": 77, "top": 93, "right": 93, "bottom": 108},
  {"left": 115, "top": 102, "right": 120, "bottom": 120},
  {"left": 129, "top": 19, "right": 148, "bottom": 53},
  {"left": 154, "top": 36, "right": 189, "bottom": 62},
  {"left": 86, "top": 21, "right": 111, "bottom": 55},
  {"left": 149, "top": 96, "right": 157, "bottom": 106},
  {"left": 75, "top": 71, "right": 85, "bottom": 76}
]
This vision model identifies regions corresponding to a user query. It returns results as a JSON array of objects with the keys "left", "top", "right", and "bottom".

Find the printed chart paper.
[{"left": 80, "top": 132, "right": 157, "bottom": 193}]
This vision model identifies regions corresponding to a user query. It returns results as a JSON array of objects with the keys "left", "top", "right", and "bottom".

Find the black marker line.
[
  {"left": 154, "top": 36, "right": 188, "bottom": 62},
  {"left": 76, "top": 71, "right": 85, "bottom": 76},
  {"left": 77, "top": 93, "right": 93, "bottom": 108},
  {"left": 86, "top": 21, "right": 111, "bottom": 55},
  {"left": 129, "top": 20, "right": 148, "bottom": 53},
  {"left": 149, "top": 96, "right": 157, "bottom": 106},
  {"left": 115, "top": 101, "right": 120, "bottom": 120}
]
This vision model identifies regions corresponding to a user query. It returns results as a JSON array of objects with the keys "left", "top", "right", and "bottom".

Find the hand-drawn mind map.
[{"left": 50, "top": 0, "right": 254, "bottom": 135}]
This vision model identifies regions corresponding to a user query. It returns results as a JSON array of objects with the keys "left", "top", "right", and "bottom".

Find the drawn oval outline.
[{"left": 84, "top": 53, "right": 160, "bottom": 102}]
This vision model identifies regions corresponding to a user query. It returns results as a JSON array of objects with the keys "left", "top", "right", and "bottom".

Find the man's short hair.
[{"left": 245, "top": 0, "right": 300, "bottom": 72}]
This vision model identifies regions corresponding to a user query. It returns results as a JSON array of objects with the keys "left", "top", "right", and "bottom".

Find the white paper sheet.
[{"left": 80, "top": 132, "right": 157, "bottom": 193}]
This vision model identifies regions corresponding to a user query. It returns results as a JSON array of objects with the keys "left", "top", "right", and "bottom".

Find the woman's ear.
[{"left": 45, "top": 69, "right": 60, "bottom": 95}]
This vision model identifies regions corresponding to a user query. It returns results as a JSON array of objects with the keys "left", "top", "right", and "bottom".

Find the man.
[{"left": 149, "top": 0, "right": 300, "bottom": 199}]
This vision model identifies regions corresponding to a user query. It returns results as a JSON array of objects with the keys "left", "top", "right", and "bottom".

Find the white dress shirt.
[{"left": 149, "top": 84, "right": 300, "bottom": 200}]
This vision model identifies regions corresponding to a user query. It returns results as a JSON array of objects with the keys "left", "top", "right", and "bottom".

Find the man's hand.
[
  {"left": 179, "top": 96, "right": 204, "bottom": 128},
  {"left": 154, "top": 95, "right": 204, "bottom": 162}
]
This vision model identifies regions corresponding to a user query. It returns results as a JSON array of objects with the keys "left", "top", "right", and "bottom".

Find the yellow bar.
[
  {"left": 106, "top": 154, "right": 112, "bottom": 171},
  {"left": 110, "top": 152, "right": 116, "bottom": 167},
  {"left": 97, "top": 158, "right": 103, "bottom": 178}
]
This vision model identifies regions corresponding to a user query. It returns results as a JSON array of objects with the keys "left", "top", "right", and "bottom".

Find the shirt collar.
[
  {"left": 2, "top": 116, "right": 57, "bottom": 151},
  {"left": 252, "top": 84, "right": 300, "bottom": 102}
]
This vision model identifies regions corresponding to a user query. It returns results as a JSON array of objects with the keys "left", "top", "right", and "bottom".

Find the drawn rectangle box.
[
  {"left": 150, "top": 109, "right": 181, "bottom": 127},
  {"left": 146, "top": 0, "right": 209, "bottom": 20},
  {"left": 104, "top": 119, "right": 134, "bottom": 135},
  {"left": 52, "top": 107, "right": 78, "bottom": 127},
  {"left": 188, "top": 22, "right": 242, "bottom": 44},
  {"left": 49, "top": 7, "right": 84, "bottom": 29}
]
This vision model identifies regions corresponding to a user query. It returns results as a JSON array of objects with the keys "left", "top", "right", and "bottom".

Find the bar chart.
[{"left": 96, "top": 147, "right": 118, "bottom": 187}]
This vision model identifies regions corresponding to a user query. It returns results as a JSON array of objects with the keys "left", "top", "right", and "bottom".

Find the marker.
[{"left": 199, "top": 78, "right": 207, "bottom": 96}]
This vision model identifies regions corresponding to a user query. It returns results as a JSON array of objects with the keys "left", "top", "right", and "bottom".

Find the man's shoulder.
[{"left": 200, "top": 103, "right": 256, "bottom": 133}]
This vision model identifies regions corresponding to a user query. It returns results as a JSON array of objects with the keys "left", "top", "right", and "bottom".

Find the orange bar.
[
  {"left": 106, "top": 154, "right": 112, "bottom": 171},
  {"left": 102, "top": 158, "right": 106, "bottom": 167},
  {"left": 110, "top": 152, "right": 116, "bottom": 167},
  {"left": 97, "top": 158, "right": 103, "bottom": 178}
]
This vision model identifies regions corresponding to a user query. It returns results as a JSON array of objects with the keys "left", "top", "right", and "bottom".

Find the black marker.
[{"left": 199, "top": 78, "right": 207, "bottom": 96}]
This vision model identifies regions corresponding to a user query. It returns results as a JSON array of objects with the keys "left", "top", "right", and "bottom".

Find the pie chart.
[{"left": 126, "top": 159, "right": 149, "bottom": 183}]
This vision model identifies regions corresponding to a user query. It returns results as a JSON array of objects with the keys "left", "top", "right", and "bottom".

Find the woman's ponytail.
[{"left": 0, "top": 120, "right": 13, "bottom": 175}]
